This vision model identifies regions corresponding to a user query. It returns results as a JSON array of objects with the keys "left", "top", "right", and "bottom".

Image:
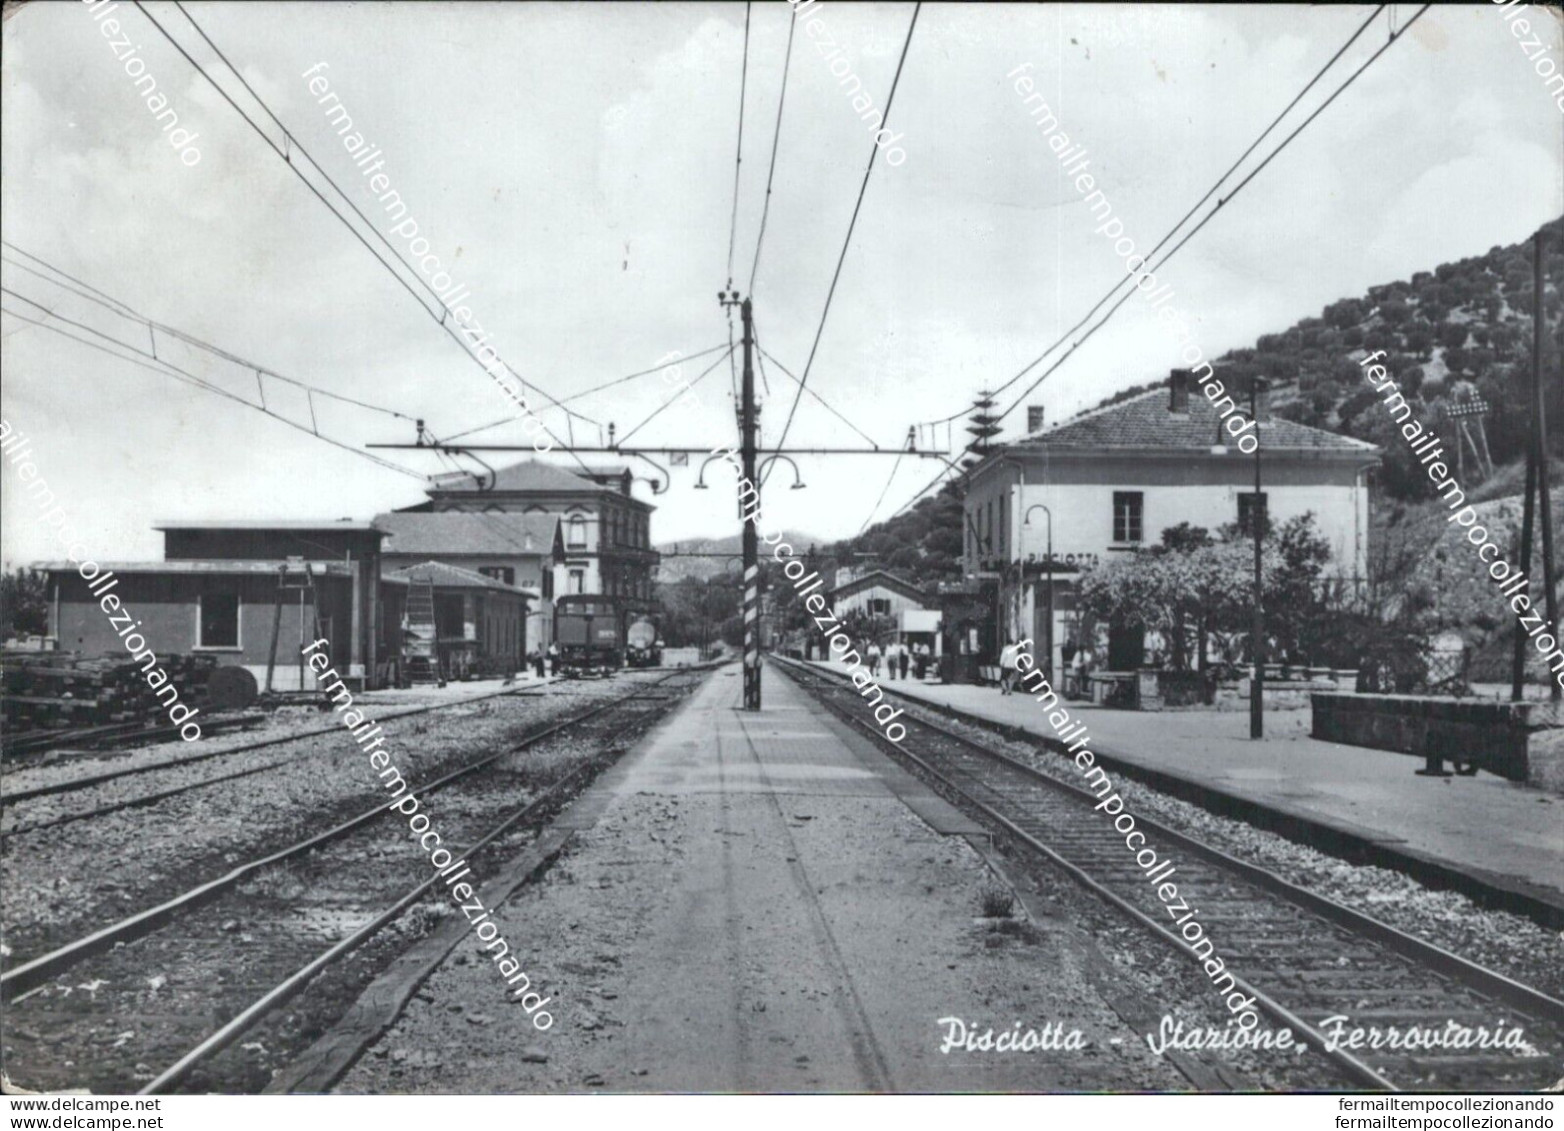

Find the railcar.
[
  {"left": 625, "top": 616, "right": 663, "bottom": 668},
  {"left": 553, "top": 595, "right": 623, "bottom": 676}
]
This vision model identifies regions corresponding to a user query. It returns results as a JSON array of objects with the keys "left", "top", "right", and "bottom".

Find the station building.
[
  {"left": 375, "top": 459, "right": 659, "bottom": 647},
  {"left": 963, "top": 369, "right": 1380, "bottom": 685},
  {"left": 41, "top": 521, "right": 407, "bottom": 692}
]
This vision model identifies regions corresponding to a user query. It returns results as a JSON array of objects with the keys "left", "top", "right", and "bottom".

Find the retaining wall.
[{"left": 1311, "top": 692, "right": 1563, "bottom": 785}]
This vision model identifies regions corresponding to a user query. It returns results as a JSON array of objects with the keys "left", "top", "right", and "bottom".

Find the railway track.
[
  {"left": 773, "top": 656, "right": 1563, "bottom": 1093},
  {"left": 0, "top": 679, "right": 567, "bottom": 811},
  {"left": 0, "top": 668, "right": 708, "bottom": 1094}
]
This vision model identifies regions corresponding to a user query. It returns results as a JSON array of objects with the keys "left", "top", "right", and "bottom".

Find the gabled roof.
[
  {"left": 387, "top": 560, "right": 532, "bottom": 595},
  {"left": 152, "top": 520, "right": 384, "bottom": 533},
  {"left": 373, "top": 511, "right": 558, "bottom": 557},
  {"left": 429, "top": 460, "right": 612, "bottom": 495},
  {"left": 828, "top": 569, "right": 931, "bottom": 605},
  {"left": 1012, "top": 388, "right": 1380, "bottom": 455},
  {"left": 38, "top": 560, "right": 356, "bottom": 577}
]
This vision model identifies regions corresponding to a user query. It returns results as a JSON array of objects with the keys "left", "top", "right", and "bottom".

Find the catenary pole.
[
  {"left": 740, "top": 297, "right": 762, "bottom": 709},
  {"left": 1251, "top": 378, "right": 1266, "bottom": 740},
  {"left": 1535, "top": 232, "right": 1559, "bottom": 701}
]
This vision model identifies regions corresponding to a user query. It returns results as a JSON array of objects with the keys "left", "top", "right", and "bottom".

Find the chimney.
[
  {"left": 1027, "top": 405, "right": 1046, "bottom": 433},
  {"left": 1168, "top": 369, "right": 1191, "bottom": 414}
]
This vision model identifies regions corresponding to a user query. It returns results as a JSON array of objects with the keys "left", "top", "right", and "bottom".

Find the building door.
[
  {"left": 1032, "top": 588, "right": 1053, "bottom": 685},
  {"left": 1108, "top": 620, "right": 1145, "bottom": 671}
]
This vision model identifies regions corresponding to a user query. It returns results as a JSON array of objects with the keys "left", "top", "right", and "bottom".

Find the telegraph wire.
[
  {"left": 0, "top": 290, "right": 427, "bottom": 480},
  {"left": 767, "top": 1, "right": 920, "bottom": 479},
  {"left": 912, "top": 3, "right": 1388, "bottom": 431},
  {"left": 748, "top": 3, "right": 797, "bottom": 295}
]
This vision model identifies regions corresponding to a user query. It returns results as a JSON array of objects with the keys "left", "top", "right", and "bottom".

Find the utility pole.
[
  {"left": 734, "top": 294, "right": 762, "bottom": 710},
  {"left": 1516, "top": 232, "right": 1559, "bottom": 702},
  {"left": 1535, "top": 234, "right": 1557, "bottom": 702},
  {"left": 1250, "top": 377, "right": 1266, "bottom": 740}
]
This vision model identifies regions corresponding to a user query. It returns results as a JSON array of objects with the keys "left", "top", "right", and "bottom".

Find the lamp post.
[
  {"left": 1250, "top": 378, "right": 1267, "bottom": 740},
  {"left": 1025, "top": 503, "right": 1053, "bottom": 682}
]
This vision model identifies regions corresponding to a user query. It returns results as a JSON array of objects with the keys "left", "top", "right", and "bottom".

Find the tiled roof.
[
  {"left": 387, "top": 560, "right": 530, "bottom": 594},
  {"left": 430, "top": 460, "right": 610, "bottom": 494},
  {"left": 38, "top": 560, "right": 356, "bottom": 576},
  {"left": 829, "top": 570, "right": 931, "bottom": 604},
  {"left": 373, "top": 511, "right": 557, "bottom": 556},
  {"left": 1015, "top": 388, "right": 1380, "bottom": 454},
  {"left": 152, "top": 520, "right": 384, "bottom": 532}
]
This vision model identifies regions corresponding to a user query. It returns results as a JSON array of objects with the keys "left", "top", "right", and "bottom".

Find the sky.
[{"left": 2, "top": 1, "right": 1561, "bottom": 566}]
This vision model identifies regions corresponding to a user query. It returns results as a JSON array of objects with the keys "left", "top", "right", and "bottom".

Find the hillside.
[
  {"left": 654, "top": 530, "right": 824, "bottom": 583},
  {"left": 1214, "top": 216, "right": 1564, "bottom": 502},
  {"left": 819, "top": 219, "right": 1564, "bottom": 665}
]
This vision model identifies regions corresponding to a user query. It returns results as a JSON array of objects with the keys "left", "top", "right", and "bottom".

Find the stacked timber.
[{"left": 1, "top": 652, "right": 219, "bottom": 730}]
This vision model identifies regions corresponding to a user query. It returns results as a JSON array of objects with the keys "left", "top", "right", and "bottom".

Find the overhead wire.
[
  {"left": 726, "top": 2, "right": 752, "bottom": 289},
  {"left": 858, "top": 447, "right": 906, "bottom": 534},
  {"left": 0, "top": 245, "right": 421, "bottom": 425},
  {"left": 878, "top": 5, "right": 1425, "bottom": 525},
  {"left": 438, "top": 343, "right": 731, "bottom": 444},
  {"left": 615, "top": 344, "right": 737, "bottom": 447},
  {"left": 0, "top": 289, "right": 426, "bottom": 480},
  {"left": 754, "top": 338, "right": 878, "bottom": 448},
  {"left": 995, "top": 4, "right": 1427, "bottom": 425},
  {"left": 139, "top": 0, "right": 602, "bottom": 473},
  {"left": 748, "top": 3, "right": 797, "bottom": 295},
  {"left": 911, "top": 3, "right": 1388, "bottom": 431},
  {"left": 766, "top": 2, "right": 921, "bottom": 481},
  {"left": 164, "top": 0, "right": 595, "bottom": 429}
]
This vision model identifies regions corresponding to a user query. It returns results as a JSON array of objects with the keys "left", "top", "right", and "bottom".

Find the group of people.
[
  {"left": 860, "top": 639, "right": 934, "bottom": 682},
  {"left": 996, "top": 636, "right": 1098, "bottom": 696},
  {"left": 524, "top": 641, "right": 561, "bottom": 679}
]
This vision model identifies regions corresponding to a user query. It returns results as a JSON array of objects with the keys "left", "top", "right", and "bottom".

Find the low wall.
[{"left": 1311, "top": 692, "right": 1562, "bottom": 784}]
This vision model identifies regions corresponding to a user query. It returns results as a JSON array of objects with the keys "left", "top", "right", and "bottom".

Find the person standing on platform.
[
  {"left": 867, "top": 640, "right": 882, "bottom": 678},
  {"left": 999, "top": 638, "right": 1020, "bottom": 695},
  {"left": 547, "top": 640, "right": 560, "bottom": 676},
  {"left": 898, "top": 642, "right": 910, "bottom": 682}
]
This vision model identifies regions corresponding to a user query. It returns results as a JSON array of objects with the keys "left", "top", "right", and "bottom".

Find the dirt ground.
[{"left": 337, "top": 670, "right": 1187, "bottom": 1093}]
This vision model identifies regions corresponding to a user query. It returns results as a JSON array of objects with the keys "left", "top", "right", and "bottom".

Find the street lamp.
[
  {"left": 1250, "top": 378, "right": 1267, "bottom": 740},
  {"left": 1024, "top": 503, "right": 1053, "bottom": 681}
]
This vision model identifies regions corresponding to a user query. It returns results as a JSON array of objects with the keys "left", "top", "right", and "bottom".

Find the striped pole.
[{"left": 740, "top": 298, "right": 761, "bottom": 709}]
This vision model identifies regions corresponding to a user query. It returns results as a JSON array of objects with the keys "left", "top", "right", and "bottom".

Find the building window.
[
  {"left": 1237, "top": 492, "right": 1269, "bottom": 538},
  {"left": 566, "top": 514, "right": 588, "bottom": 548},
  {"left": 568, "top": 568, "right": 586, "bottom": 594},
  {"left": 542, "top": 570, "right": 555, "bottom": 600},
  {"left": 198, "top": 592, "right": 240, "bottom": 648},
  {"left": 478, "top": 566, "right": 515, "bottom": 586},
  {"left": 868, "top": 597, "right": 890, "bottom": 615},
  {"left": 1112, "top": 492, "right": 1144, "bottom": 544}
]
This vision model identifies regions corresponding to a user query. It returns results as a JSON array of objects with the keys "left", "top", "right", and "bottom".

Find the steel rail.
[
  {"left": 2, "top": 682, "right": 562, "bottom": 807},
  {"left": 137, "top": 744, "right": 626, "bottom": 1094},
  {"left": 774, "top": 657, "right": 1564, "bottom": 1088},
  {"left": 0, "top": 671, "right": 690, "bottom": 1001}
]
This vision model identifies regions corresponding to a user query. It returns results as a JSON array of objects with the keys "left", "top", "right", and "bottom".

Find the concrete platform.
[
  {"left": 817, "top": 662, "right": 1564, "bottom": 924},
  {"left": 330, "top": 663, "right": 1187, "bottom": 1093}
]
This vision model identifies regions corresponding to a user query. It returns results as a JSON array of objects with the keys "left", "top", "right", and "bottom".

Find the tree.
[{"left": 0, "top": 567, "right": 48, "bottom": 642}]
